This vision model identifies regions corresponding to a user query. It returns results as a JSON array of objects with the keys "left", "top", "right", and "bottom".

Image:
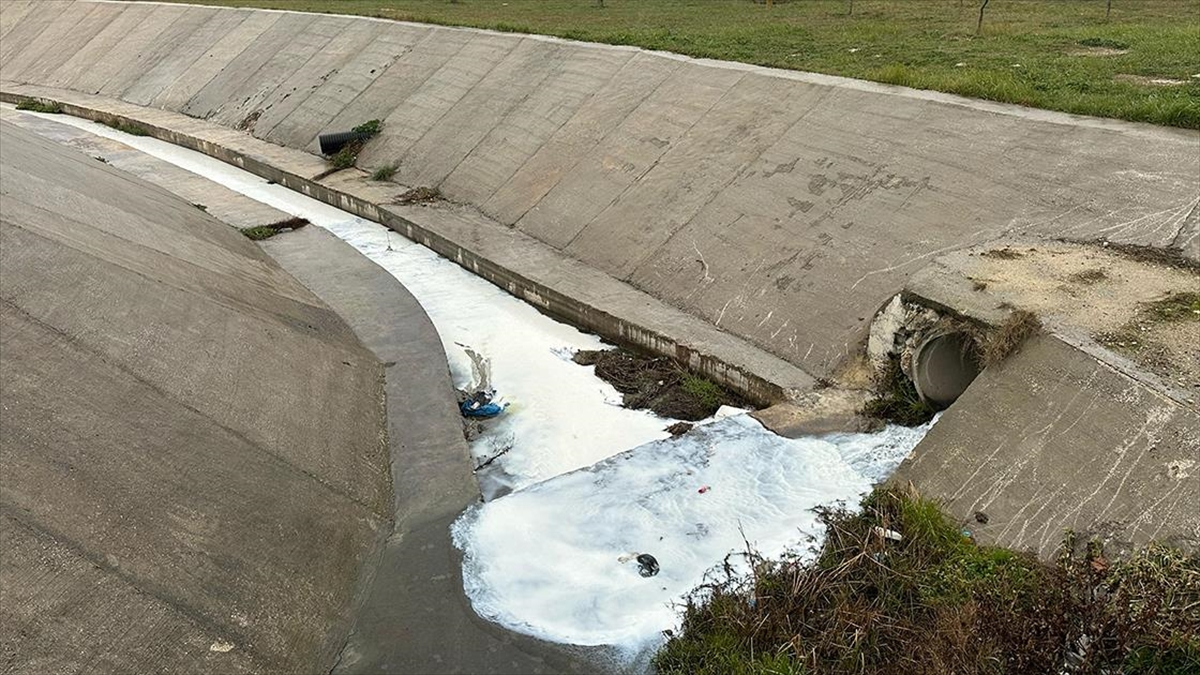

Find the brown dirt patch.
[
  {"left": 1067, "top": 267, "right": 1108, "bottom": 284},
  {"left": 573, "top": 349, "right": 746, "bottom": 421},
  {"left": 1068, "top": 46, "right": 1129, "bottom": 57},
  {"left": 980, "top": 246, "right": 1025, "bottom": 260}
]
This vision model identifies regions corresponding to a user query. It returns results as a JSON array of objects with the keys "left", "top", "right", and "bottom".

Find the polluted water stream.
[{"left": 10, "top": 107, "right": 940, "bottom": 669}]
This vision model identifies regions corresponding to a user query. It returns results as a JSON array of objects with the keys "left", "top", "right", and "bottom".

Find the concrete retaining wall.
[
  {"left": 895, "top": 334, "right": 1199, "bottom": 558},
  {"left": 2, "top": 0, "right": 1197, "bottom": 379},
  {"left": 0, "top": 121, "right": 390, "bottom": 673}
]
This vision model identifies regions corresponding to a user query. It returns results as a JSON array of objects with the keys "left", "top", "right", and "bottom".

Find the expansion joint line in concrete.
[
  {"left": 560, "top": 70, "right": 749, "bottom": 256},
  {"left": 0, "top": 290, "right": 382, "bottom": 518},
  {"left": 500, "top": 53, "right": 680, "bottom": 227},
  {"left": 0, "top": 501, "right": 258, "bottom": 658}
]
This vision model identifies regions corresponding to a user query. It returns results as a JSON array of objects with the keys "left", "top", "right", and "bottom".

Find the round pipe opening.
[{"left": 911, "top": 331, "right": 981, "bottom": 409}]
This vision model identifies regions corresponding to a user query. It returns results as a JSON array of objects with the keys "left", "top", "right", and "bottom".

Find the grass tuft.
[
  {"left": 352, "top": 118, "right": 383, "bottom": 136},
  {"left": 15, "top": 98, "right": 63, "bottom": 113},
  {"left": 329, "top": 143, "right": 360, "bottom": 170},
  {"left": 682, "top": 375, "right": 725, "bottom": 410},
  {"left": 1079, "top": 37, "right": 1130, "bottom": 50},
  {"left": 370, "top": 162, "right": 399, "bottom": 181},
  {"left": 240, "top": 226, "right": 279, "bottom": 240},
  {"left": 1146, "top": 292, "right": 1200, "bottom": 322},
  {"left": 99, "top": 119, "right": 149, "bottom": 136}
]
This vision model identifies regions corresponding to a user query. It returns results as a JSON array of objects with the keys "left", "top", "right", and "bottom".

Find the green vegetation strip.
[
  {"left": 15, "top": 98, "right": 62, "bottom": 114},
  {"left": 99, "top": 119, "right": 149, "bottom": 136},
  {"left": 656, "top": 486, "right": 1200, "bottom": 674},
  {"left": 151, "top": 0, "right": 1199, "bottom": 128}
]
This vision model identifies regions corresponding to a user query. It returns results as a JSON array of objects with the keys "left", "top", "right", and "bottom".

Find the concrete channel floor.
[{"left": 1, "top": 106, "right": 607, "bottom": 673}]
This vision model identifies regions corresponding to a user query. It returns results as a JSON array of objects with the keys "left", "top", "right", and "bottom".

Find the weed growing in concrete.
[
  {"left": 861, "top": 357, "right": 936, "bottom": 426},
  {"left": 240, "top": 217, "right": 309, "bottom": 241},
  {"left": 321, "top": 121, "right": 381, "bottom": 171},
  {"left": 982, "top": 309, "right": 1042, "bottom": 366},
  {"left": 100, "top": 119, "right": 149, "bottom": 136},
  {"left": 352, "top": 119, "right": 383, "bottom": 137},
  {"left": 15, "top": 98, "right": 62, "bottom": 114},
  {"left": 371, "top": 162, "right": 399, "bottom": 181},
  {"left": 329, "top": 144, "right": 360, "bottom": 170},
  {"left": 241, "top": 226, "right": 279, "bottom": 241},
  {"left": 655, "top": 485, "right": 1200, "bottom": 675}
]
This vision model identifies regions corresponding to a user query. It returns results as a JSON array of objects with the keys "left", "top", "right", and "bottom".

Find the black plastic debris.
[{"left": 636, "top": 553, "right": 659, "bottom": 578}]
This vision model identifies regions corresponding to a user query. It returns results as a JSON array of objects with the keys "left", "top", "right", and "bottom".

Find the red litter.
[{"left": 698, "top": 486, "right": 710, "bottom": 494}]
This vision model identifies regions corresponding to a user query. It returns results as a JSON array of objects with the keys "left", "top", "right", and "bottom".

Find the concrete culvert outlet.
[{"left": 911, "top": 332, "right": 982, "bottom": 409}]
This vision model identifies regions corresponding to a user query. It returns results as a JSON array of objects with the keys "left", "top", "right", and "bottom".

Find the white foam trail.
[{"left": 452, "top": 414, "right": 936, "bottom": 658}]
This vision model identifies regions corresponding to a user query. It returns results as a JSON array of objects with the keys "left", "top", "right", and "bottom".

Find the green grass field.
[{"left": 157, "top": 0, "right": 1199, "bottom": 128}]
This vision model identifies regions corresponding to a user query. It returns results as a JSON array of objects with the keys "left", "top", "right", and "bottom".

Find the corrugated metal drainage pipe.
[
  {"left": 911, "top": 331, "right": 981, "bottom": 409},
  {"left": 318, "top": 130, "right": 373, "bottom": 156}
]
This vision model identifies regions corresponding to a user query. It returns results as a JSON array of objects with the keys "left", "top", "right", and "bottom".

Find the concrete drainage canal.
[{"left": 7, "top": 105, "right": 949, "bottom": 670}]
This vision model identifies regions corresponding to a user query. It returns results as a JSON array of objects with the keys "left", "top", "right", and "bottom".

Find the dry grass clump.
[
  {"left": 861, "top": 357, "right": 936, "bottom": 427},
  {"left": 1068, "top": 267, "right": 1109, "bottom": 284},
  {"left": 392, "top": 186, "right": 442, "bottom": 205},
  {"left": 982, "top": 309, "right": 1042, "bottom": 366},
  {"left": 240, "top": 217, "right": 309, "bottom": 241}
]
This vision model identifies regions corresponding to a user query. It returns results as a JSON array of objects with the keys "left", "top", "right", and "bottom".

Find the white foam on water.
[{"left": 452, "top": 415, "right": 936, "bottom": 659}]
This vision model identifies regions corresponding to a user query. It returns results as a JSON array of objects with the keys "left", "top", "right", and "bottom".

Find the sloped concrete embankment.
[
  {"left": 0, "top": 121, "right": 390, "bottom": 673},
  {"left": 2, "top": 0, "right": 1196, "bottom": 389},
  {"left": 894, "top": 333, "right": 1199, "bottom": 558}
]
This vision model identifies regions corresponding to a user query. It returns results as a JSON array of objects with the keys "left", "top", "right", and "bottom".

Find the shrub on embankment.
[{"left": 654, "top": 486, "right": 1200, "bottom": 675}]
